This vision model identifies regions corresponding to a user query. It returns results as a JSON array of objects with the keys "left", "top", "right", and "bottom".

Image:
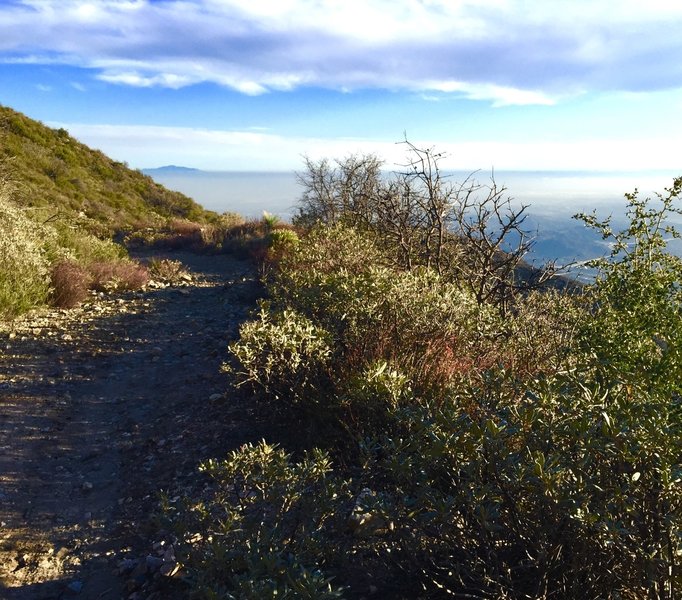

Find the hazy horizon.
[{"left": 145, "top": 168, "right": 681, "bottom": 271}]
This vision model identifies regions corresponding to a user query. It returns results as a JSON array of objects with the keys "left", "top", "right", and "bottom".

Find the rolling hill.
[{"left": 0, "top": 104, "right": 215, "bottom": 234}]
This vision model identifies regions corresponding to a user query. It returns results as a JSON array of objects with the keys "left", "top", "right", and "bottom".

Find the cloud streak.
[
  {"left": 3, "top": 0, "right": 682, "bottom": 105},
  {"left": 57, "top": 122, "right": 682, "bottom": 173}
]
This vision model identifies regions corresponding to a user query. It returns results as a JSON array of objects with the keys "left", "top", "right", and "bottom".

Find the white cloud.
[
  {"left": 3, "top": 0, "right": 682, "bottom": 104},
  {"left": 53, "top": 122, "right": 682, "bottom": 173}
]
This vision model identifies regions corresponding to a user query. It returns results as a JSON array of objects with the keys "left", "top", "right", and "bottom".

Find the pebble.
[
  {"left": 81, "top": 481, "right": 94, "bottom": 492},
  {"left": 66, "top": 580, "right": 83, "bottom": 593},
  {"left": 145, "top": 555, "right": 164, "bottom": 571}
]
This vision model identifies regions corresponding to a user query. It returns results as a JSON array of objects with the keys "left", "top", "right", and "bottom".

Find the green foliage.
[
  {"left": 169, "top": 441, "right": 348, "bottom": 599},
  {"left": 228, "top": 307, "right": 333, "bottom": 406},
  {"left": 0, "top": 104, "right": 216, "bottom": 233},
  {"left": 0, "top": 188, "right": 52, "bottom": 318},
  {"left": 356, "top": 369, "right": 682, "bottom": 597},
  {"left": 577, "top": 176, "right": 682, "bottom": 396},
  {"left": 180, "top": 170, "right": 682, "bottom": 596}
]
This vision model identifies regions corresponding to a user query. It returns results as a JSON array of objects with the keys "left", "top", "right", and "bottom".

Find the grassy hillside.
[
  {"left": 0, "top": 104, "right": 227, "bottom": 319},
  {"left": 0, "top": 104, "right": 215, "bottom": 234}
]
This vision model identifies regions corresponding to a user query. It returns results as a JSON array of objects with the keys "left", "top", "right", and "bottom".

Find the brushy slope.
[
  {"left": 0, "top": 104, "right": 215, "bottom": 234},
  {"left": 0, "top": 104, "right": 222, "bottom": 319},
  {"left": 169, "top": 145, "right": 682, "bottom": 598}
]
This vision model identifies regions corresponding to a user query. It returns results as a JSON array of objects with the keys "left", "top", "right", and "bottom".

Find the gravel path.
[{"left": 0, "top": 250, "right": 262, "bottom": 599}]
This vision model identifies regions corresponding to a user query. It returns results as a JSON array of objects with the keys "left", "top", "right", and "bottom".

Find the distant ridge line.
[{"left": 143, "top": 165, "right": 202, "bottom": 173}]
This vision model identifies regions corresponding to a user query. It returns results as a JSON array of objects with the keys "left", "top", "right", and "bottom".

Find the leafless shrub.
[
  {"left": 50, "top": 260, "right": 92, "bottom": 308},
  {"left": 88, "top": 260, "right": 149, "bottom": 292},
  {"left": 295, "top": 138, "right": 557, "bottom": 314}
]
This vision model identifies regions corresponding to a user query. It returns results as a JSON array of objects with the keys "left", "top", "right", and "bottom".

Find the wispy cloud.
[
  {"left": 5, "top": 1, "right": 681, "bottom": 105},
  {"left": 55, "top": 122, "right": 682, "bottom": 172}
]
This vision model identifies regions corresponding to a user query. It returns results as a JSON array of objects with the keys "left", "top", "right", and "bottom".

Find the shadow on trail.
[{"left": 0, "top": 251, "right": 264, "bottom": 598}]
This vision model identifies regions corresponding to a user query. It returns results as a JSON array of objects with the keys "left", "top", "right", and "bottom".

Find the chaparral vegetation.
[
  {"left": 166, "top": 143, "right": 682, "bottom": 599},
  {"left": 3, "top": 104, "right": 681, "bottom": 598}
]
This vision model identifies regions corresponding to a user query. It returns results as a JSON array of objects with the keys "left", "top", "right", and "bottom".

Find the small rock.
[
  {"left": 145, "top": 555, "right": 164, "bottom": 572},
  {"left": 66, "top": 580, "right": 83, "bottom": 593},
  {"left": 209, "top": 393, "right": 223, "bottom": 402},
  {"left": 81, "top": 481, "right": 94, "bottom": 492},
  {"left": 117, "top": 558, "right": 138, "bottom": 574}
]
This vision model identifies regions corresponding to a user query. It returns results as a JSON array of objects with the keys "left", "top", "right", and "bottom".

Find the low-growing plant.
[
  {"left": 169, "top": 441, "right": 349, "bottom": 599},
  {"left": 49, "top": 259, "right": 92, "bottom": 308},
  {"left": 88, "top": 259, "right": 149, "bottom": 292},
  {"left": 147, "top": 257, "right": 190, "bottom": 284},
  {"left": 48, "top": 217, "right": 125, "bottom": 264},
  {"left": 0, "top": 185, "right": 52, "bottom": 318},
  {"left": 227, "top": 306, "right": 334, "bottom": 407}
]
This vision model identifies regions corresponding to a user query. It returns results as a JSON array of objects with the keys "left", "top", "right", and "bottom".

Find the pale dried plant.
[{"left": 0, "top": 175, "right": 54, "bottom": 318}]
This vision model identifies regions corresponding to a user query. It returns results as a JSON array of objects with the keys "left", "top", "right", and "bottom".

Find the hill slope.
[{"left": 0, "top": 105, "right": 215, "bottom": 233}]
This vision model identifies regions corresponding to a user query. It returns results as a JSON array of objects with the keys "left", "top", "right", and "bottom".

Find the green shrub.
[
  {"left": 50, "top": 218, "right": 125, "bottom": 263},
  {"left": 0, "top": 188, "right": 52, "bottom": 318},
  {"left": 209, "top": 182, "right": 682, "bottom": 597},
  {"left": 577, "top": 176, "right": 682, "bottom": 397},
  {"left": 228, "top": 306, "right": 333, "bottom": 406},
  {"left": 356, "top": 368, "right": 682, "bottom": 598},
  {"left": 169, "top": 441, "right": 348, "bottom": 599}
]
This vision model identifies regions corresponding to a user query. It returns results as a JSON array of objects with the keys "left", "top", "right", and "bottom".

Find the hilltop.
[
  {"left": 0, "top": 105, "right": 242, "bottom": 319},
  {"left": 0, "top": 105, "right": 215, "bottom": 234}
]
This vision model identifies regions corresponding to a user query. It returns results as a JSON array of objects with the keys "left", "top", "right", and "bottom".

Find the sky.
[{"left": 1, "top": 0, "right": 682, "bottom": 172}]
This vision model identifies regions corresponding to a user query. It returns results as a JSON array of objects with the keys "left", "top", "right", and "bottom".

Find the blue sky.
[{"left": 1, "top": 0, "right": 682, "bottom": 171}]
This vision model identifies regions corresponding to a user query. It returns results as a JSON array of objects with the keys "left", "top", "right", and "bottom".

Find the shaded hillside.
[{"left": 0, "top": 105, "right": 216, "bottom": 234}]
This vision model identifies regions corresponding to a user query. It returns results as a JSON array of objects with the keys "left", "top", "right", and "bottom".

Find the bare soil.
[{"left": 0, "top": 250, "right": 264, "bottom": 599}]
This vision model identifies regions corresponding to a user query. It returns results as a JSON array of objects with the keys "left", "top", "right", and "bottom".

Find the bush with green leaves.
[
  {"left": 355, "top": 367, "right": 682, "bottom": 598},
  {"left": 227, "top": 306, "right": 333, "bottom": 407},
  {"left": 576, "top": 176, "right": 682, "bottom": 397},
  {"left": 169, "top": 441, "right": 349, "bottom": 599},
  {"left": 0, "top": 186, "right": 53, "bottom": 318},
  {"left": 186, "top": 180, "right": 682, "bottom": 597}
]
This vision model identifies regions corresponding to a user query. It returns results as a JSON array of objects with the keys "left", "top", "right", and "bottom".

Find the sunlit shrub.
[
  {"left": 0, "top": 188, "right": 52, "bottom": 318},
  {"left": 50, "top": 218, "right": 125, "bottom": 263},
  {"left": 228, "top": 306, "right": 333, "bottom": 406},
  {"left": 88, "top": 259, "right": 149, "bottom": 292},
  {"left": 577, "top": 176, "right": 682, "bottom": 397},
  {"left": 147, "top": 257, "right": 189, "bottom": 283}
]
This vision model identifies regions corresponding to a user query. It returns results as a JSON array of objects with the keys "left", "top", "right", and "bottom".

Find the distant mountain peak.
[{"left": 144, "top": 165, "right": 201, "bottom": 173}]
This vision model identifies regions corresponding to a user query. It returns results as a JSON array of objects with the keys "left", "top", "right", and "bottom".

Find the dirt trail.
[{"left": 0, "top": 250, "right": 262, "bottom": 599}]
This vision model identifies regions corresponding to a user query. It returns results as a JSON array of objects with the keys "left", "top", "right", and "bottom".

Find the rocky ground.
[{"left": 0, "top": 250, "right": 266, "bottom": 599}]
